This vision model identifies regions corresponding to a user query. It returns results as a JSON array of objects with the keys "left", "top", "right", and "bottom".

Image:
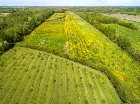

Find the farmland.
[
  {"left": 17, "top": 13, "right": 66, "bottom": 56},
  {"left": 1, "top": 6, "right": 140, "bottom": 104},
  {"left": 0, "top": 47, "right": 121, "bottom": 104},
  {"left": 16, "top": 11, "right": 140, "bottom": 103},
  {"left": 78, "top": 12, "right": 140, "bottom": 61}
]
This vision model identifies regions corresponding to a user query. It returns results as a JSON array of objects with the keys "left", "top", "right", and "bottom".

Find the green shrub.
[
  {"left": 117, "top": 19, "right": 138, "bottom": 30},
  {"left": 114, "top": 36, "right": 131, "bottom": 50}
]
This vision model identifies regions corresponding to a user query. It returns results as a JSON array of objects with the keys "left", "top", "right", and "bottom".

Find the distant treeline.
[
  {"left": 71, "top": 7, "right": 140, "bottom": 15},
  {"left": 0, "top": 8, "right": 29, "bottom": 13},
  {"left": 121, "top": 8, "right": 140, "bottom": 15}
]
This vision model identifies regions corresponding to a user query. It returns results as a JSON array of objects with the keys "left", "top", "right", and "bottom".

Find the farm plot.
[
  {"left": 65, "top": 12, "right": 140, "bottom": 103},
  {"left": 17, "top": 13, "right": 67, "bottom": 56},
  {"left": 17, "top": 12, "right": 140, "bottom": 103},
  {"left": 0, "top": 47, "right": 121, "bottom": 104}
]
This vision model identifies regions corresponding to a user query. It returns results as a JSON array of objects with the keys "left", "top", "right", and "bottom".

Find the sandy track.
[
  {"left": 0, "top": 13, "right": 10, "bottom": 16},
  {"left": 103, "top": 13, "right": 140, "bottom": 22}
]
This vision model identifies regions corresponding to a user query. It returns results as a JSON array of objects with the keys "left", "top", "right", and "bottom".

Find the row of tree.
[
  {"left": 0, "top": 8, "right": 54, "bottom": 53},
  {"left": 80, "top": 12, "right": 138, "bottom": 30},
  {"left": 78, "top": 12, "right": 139, "bottom": 103},
  {"left": 78, "top": 12, "right": 140, "bottom": 62},
  {"left": 121, "top": 8, "right": 140, "bottom": 15}
]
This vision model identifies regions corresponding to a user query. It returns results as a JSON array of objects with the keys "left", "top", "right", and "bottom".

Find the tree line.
[{"left": 0, "top": 8, "right": 54, "bottom": 54}]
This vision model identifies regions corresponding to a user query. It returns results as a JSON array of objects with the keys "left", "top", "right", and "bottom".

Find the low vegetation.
[
  {"left": 17, "top": 13, "right": 66, "bottom": 56},
  {"left": 120, "top": 8, "right": 140, "bottom": 15},
  {"left": 78, "top": 12, "right": 140, "bottom": 61},
  {"left": 17, "top": 12, "right": 140, "bottom": 103},
  {"left": 0, "top": 47, "right": 121, "bottom": 104},
  {"left": 1, "top": 7, "right": 140, "bottom": 104}
]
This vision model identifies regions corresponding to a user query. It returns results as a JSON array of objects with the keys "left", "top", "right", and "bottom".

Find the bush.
[
  {"left": 114, "top": 36, "right": 131, "bottom": 50},
  {"left": 117, "top": 20, "right": 138, "bottom": 30},
  {"left": 89, "top": 20, "right": 116, "bottom": 40},
  {"left": 95, "top": 15, "right": 117, "bottom": 24},
  {"left": 0, "top": 40, "right": 9, "bottom": 52}
]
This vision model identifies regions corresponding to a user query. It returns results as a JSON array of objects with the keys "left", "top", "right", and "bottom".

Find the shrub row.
[
  {"left": 79, "top": 12, "right": 140, "bottom": 60},
  {"left": 80, "top": 12, "right": 138, "bottom": 31},
  {"left": 87, "top": 18, "right": 131, "bottom": 51},
  {"left": 0, "top": 9, "right": 54, "bottom": 53}
]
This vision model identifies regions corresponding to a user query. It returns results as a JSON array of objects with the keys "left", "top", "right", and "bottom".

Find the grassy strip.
[{"left": 0, "top": 46, "right": 121, "bottom": 104}]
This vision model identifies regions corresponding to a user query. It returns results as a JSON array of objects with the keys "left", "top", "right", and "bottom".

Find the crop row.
[
  {"left": 17, "top": 12, "right": 140, "bottom": 103},
  {"left": 0, "top": 47, "right": 121, "bottom": 104}
]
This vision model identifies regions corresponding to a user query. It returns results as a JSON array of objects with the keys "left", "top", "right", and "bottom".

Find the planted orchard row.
[{"left": 0, "top": 47, "right": 120, "bottom": 103}]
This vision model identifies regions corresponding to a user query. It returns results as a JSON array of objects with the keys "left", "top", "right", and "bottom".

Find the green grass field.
[
  {"left": 0, "top": 47, "right": 121, "bottom": 104},
  {"left": 16, "top": 12, "right": 140, "bottom": 103}
]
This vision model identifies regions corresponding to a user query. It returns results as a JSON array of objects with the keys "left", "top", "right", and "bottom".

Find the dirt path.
[
  {"left": 103, "top": 13, "right": 140, "bottom": 22},
  {"left": 0, "top": 13, "right": 10, "bottom": 16}
]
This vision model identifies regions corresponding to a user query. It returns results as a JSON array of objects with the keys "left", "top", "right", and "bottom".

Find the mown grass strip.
[{"left": 0, "top": 47, "right": 121, "bottom": 104}]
